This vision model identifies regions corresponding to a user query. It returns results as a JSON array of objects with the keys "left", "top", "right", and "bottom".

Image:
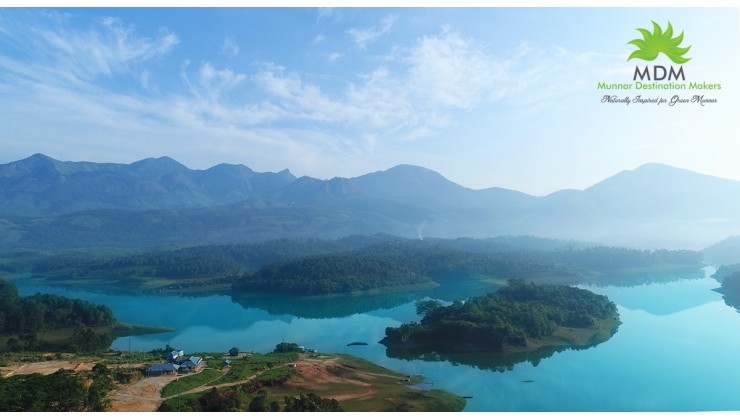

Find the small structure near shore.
[{"left": 146, "top": 363, "right": 180, "bottom": 377}]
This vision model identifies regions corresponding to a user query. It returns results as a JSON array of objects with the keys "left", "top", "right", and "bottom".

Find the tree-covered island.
[
  {"left": 0, "top": 278, "right": 172, "bottom": 353},
  {"left": 381, "top": 280, "right": 621, "bottom": 353}
]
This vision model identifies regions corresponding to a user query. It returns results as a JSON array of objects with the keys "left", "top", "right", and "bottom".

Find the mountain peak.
[
  {"left": 16, "top": 153, "right": 60, "bottom": 169},
  {"left": 381, "top": 164, "right": 449, "bottom": 181},
  {"left": 25, "top": 153, "right": 55, "bottom": 162},
  {"left": 0, "top": 153, "right": 62, "bottom": 178},
  {"left": 130, "top": 156, "right": 186, "bottom": 168},
  {"left": 127, "top": 156, "right": 190, "bottom": 178},
  {"left": 352, "top": 163, "right": 466, "bottom": 200},
  {"left": 590, "top": 162, "right": 735, "bottom": 194}
]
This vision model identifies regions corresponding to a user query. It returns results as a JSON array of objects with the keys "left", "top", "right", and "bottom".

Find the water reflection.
[
  {"left": 384, "top": 341, "right": 605, "bottom": 374},
  {"left": 579, "top": 267, "right": 720, "bottom": 316},
  {"left": 230, "top": 279, "right": 498, "bottom": 319},
  {"left": 719, "top": 294, "right": 740, "bottom": 313},
  {"left": 230, "top": 290, "right": 419, "bottom": 319},
  {"left": 579, "top": 266, "right": 705, "bottom": 287}
]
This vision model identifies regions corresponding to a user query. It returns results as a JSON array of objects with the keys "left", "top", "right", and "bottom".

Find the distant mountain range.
[{"left": 1, "top": 153, "right": 739, "bottom": 250}]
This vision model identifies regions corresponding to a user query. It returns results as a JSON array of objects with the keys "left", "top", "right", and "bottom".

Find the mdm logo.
[
  {"left": 597, "top": 19, "right": 720, "bottom": 105},
  {"left": 628, "top": 21, "right": 690, "bottom": 81}
]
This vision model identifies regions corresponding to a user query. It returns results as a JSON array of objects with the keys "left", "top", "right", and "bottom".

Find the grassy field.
[
  {"left": 160, "top": 368, "right": 224, "bottom": 397},
  {"left": 208, "top": 352, "right": 298, "bottom": 386}
]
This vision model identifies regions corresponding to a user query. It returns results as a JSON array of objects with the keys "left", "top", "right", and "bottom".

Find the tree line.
[
  {"left": 383, "top": 280, "right": 620, "bottom": 352},
  {"left": 2, "top": 235, "right": 705, "bottom": 295},
  {"left": 1, "top": 278, "right": 116, "bottom": 352},
  {"left": 231, "top": 239, "right": 703, "bottom": 295},
  {"left": 0, "top": 363, "right": 115, "bottom": 411}
]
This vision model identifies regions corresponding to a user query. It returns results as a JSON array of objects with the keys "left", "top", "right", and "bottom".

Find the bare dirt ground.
[
  {"left": 0, "top": 359, "right": 176, "bottom": 412},
  {"left": 107, "top": 374, "right": 180, "bottom": 412},
  {"left": 285, "top": 354, "right": 400, "bottom": 402},
  {"left": 0, "top": 360, "right": 95, "bottom": 378}
]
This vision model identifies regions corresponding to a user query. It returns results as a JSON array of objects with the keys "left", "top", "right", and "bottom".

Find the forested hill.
[
  {"left": 3, "top": 236, "right": 705, "bottom": 297},
  {"left": 230, "top": 239, "right": 583, "bottom": 295},
  {"left": 0, "top": 278, "right": 116, "bottom": 352},
  {"left": 230, "top": 237, "right": 703, "bottom": 295},
  {"left": 381, "top": 280, "right": 620, "bottom": 353}
]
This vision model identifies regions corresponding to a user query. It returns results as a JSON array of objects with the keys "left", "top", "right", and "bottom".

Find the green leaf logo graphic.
[{"left": 627, "top": 21, "right": 691, "bottom": 64}]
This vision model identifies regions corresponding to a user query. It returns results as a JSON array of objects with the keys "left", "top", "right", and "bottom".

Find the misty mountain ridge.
[
  {"left": 0, "top": 153, "right": 297, "bottom": 215},
  {"left": 1, "top": 153, "right": 739, "bottom": 250}
]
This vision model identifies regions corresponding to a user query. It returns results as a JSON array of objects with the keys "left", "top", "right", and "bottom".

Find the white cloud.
[
  {"left": 316, "top": 8, "right": 342, "bottom": 24},
  {"left": 221, "top": 34, "right": 239, "bottom": 57},
  {"left": 197, "top": 62, "right": 246, "bottom": 98},
  {"left": 0, "top": 9, "right": 623, "bottom": 186},
  {"left": 313, "top": 34, "right": 326, "bottom": 44},
  {"left": 0, "top": 11, "right": 178, "bottom": 89},
  {"left": 346, "top": 14, "right": 397, "bottom": 49},
  {"left": 405, "top": 29, "right": 506, "bottom": 109},
  {"left": 0, "top": 9, "right": 565, "bottom": 160}
]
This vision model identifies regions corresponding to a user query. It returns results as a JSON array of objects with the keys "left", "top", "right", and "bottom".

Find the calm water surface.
[{"left": 16, "top": 267, "right": 740, "bottom": 412}]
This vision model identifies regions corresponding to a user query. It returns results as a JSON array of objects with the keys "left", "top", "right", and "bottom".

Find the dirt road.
[{"left": 107, "top": 374, "right": 180, "bottom": 412}]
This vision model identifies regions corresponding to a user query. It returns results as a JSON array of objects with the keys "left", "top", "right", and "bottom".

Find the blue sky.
[{"left": 0, "top": 6, "right": 738, "bottom": 195}]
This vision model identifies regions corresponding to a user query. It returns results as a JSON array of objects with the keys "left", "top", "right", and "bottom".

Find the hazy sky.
[{"left": 0, "top": 6, "right": 737, "bottom": 196}]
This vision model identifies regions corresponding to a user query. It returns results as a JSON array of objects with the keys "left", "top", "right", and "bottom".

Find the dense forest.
[
  {"left": 0, "top": 235, "right": 398, "bottom": 281},
  {"left": 0, "top": 278, "right": 116, "bottom": 351},
  {"left": 231, "top": 239, "right": 703, "bottom": 295},
  {"left": 172, "top": 387, "right": 344, "bottom": 412},
  {"left": 382, "top": 280, "right": 620, "bottom": 352},
  {"left": 1, "top": 235, "right": 704, "bottom": 296},
  {"left": 232, "top": 253, "right": 434, "bottom": 294},
  {"left": 0, "top": 363, "right": 115, "bottom": 411},
  {"left": 229, "top": 239, "right": 578, "bottom": 295}
]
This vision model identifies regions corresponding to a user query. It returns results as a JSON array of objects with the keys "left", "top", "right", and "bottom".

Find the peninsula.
[{"left": 380, "top": 280, "right": 621, "bottom": 353}]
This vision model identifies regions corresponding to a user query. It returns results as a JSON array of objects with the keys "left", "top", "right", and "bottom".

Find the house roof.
[
  {"left": 147, "top": 363, "right": 180, "bottom": 372},
  {"left": 181, "top": 356, "right": 203, "bottom": 367}
]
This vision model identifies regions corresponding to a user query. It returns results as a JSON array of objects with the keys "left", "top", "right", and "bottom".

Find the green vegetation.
[
  {"left": 160, "top": 368, "right": 223, "bottom": 398},
  {"left": 382, "top": 280, "right": 620, "bottom": 352},
  {"left": 1, "top": 236, "right": 392, "bottom": 291},
  {"left": 159, "top": 350, "right": 464, "bottom": 412},
  {"left": 1, "top": 342, "right": 464, "bottom": 412},
  {"left": 273, "top": 341, "right": 301, "bottom": 353},
  {"left": 0, "top": 278, "right": 115, "bottom": 352},
  {"left": 234, "top": 253, "right": 435, "bottom": 294},
  {"left": 283, "top": 393, "right": 343, "bottom": 411},
  {"left": 0, "top": 362, "right": 115, "bottom": 411},
  {"left": 208, "top": 351, "right": 298, "bottom": 387},
  {"left": 0, "top": 278, "right": 171, "bottom": 353},
  {"left": 0, "top": 279, "right": 116, "bottom": 333},
  {"left": 2, "top": 235, "right": 704, "bottom": 297}
]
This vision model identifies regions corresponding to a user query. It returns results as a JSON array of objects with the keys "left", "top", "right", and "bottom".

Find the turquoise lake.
[{"left": 15, "top": 266, "right": 740, "bottom": 412}]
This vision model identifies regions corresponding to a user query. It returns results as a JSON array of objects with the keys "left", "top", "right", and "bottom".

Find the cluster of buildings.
[
  {"left": 145, "top": 349, "right": 203, "bottom": 377},
  {"left": 144, "top": 345, "right": 314, "bottom": 377}
]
